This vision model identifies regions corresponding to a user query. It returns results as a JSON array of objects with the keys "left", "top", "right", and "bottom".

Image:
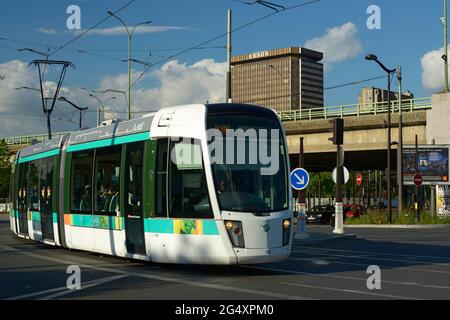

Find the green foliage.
[
  {"left": 0, "top": 139, "right": 12, "bottom": 198},
  {"left": 345, "top": 208, "right": 450, "bottom": 225},
  {"left": 306, "top": 172, "right": 334, "bottom": 198}
]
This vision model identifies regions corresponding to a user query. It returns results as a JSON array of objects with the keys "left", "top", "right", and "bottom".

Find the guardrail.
[
  {"left": 0, "top": 97, "right": 433, "bottom": 145},
  {"left": 277, "top": 97, "right": 432, "bottom": 122},
  {"left": 1, "top": 132, "right": 70, "bottom": 146}
]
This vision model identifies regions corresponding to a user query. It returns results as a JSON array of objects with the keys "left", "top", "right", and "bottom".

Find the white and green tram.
[{"left": 9, "top": 103, "right": 293, "bottom": 264}]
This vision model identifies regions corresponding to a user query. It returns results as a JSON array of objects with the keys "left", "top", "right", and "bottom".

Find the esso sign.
[{"left": 356, "top": 174, "right": 363, "bottom": 186}]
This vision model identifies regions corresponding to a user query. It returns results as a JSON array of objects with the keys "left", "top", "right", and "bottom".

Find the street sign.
[
  {"left": 356, "top": 174, "right": 363, "bottom": 186},
  {"left": 290, "top": 168, "right": 310, "bottom": 191},
  {"left": 332, "top": 166, "right": 349, "bottom": 184},
  {"left": 413, "top": 173, "right": 423, "bottom": 186}
]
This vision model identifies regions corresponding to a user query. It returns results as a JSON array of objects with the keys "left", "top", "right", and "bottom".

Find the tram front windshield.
[{"left": 207, "top": 113, "right": 288, "bottom": 214}]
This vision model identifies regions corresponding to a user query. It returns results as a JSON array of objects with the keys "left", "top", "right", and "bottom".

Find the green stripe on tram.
[
  {"left": 18, "top": 149, "right": 60, "bottom": 163},
  {"left": 52, "top": 212, "right": 58, "bottom": 222},
  {"left": 30, "top": 211, "right": 41, "bottom": 222},
  {"left": 66, "top": 132, "right": 150, "bottom": 152},
  {"left": 144, "top": 219, "right": 219, "bottom": 235}
]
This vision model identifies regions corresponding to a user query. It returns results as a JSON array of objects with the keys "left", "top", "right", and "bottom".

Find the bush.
[{"left": 344, "top": 208, "right": 450, "bottom": 225}]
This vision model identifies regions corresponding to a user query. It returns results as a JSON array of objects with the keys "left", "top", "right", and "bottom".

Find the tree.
[{"left": 0, "top": 139, "right": 12, "bottom": 198}]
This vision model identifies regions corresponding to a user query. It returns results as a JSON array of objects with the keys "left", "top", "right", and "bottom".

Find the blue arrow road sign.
[{"left": 290, "top": 168, "right": 310, "bottom": 191}]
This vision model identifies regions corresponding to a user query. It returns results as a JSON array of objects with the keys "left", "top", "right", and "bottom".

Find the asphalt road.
[{"left": 1, "top": 214, "right": 450, "bottom": 300}]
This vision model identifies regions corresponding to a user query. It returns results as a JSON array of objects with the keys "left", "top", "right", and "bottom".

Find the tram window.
[
  {"left": 126, "top": 142, "right": 143, "bottom": 214},
  {"left": 155, "top": 138, "right": 168, "bottom": 217},
  {"left": 94, "top": 146, "right": 121, "bottom": 214},
  {"left": 168, "top": 138, "right": 213, "bottom": 219},
  {"left": 71, "top": 151, "right": 94, "bottom": 213},
  {"left": 18, "top": 163, "right": 28, "bottom": 211},
  {"left": 27, "top": 160, "right": 40, "bottom": 211}
]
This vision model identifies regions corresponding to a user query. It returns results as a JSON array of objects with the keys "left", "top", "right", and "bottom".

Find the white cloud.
[
  {"left": 0, "top": 58, "right": 227, "bottom": 137},
  {"left": 99, "top": 59, "right": 227, "bottom": 118},
  {"left": 37, "top": 27, "right": 56, "bottom": 35},
  {"left": 74, "top": 25, "right": 188, "bottom": 36},
  {"left": 304, "top": 22, "right": 362, "bottom": 68},
  {"left": 421, "top": 45, "right": 450, "bottom": 92}
]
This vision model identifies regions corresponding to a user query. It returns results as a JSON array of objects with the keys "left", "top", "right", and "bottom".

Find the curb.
[
  {"left": 344, "top": 224, "right": 450, "bottom": 229},
  {"left": 293, "top": 233, "right": 357, "bottom": 246}
]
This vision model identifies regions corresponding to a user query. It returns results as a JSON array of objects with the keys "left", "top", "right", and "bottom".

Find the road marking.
[
  {"left": 293, "top": 245, "right": 450, "bottom": 263},
  {"left": 0, "top": 245, "right": 311, "bottom": 300},
  {"left": 6, "top": 275, "right": 127, "bottom": 300},
  {"left": 241, "top": 266, "right": 425, "bottom": 299},
  {"left": 287, "top": 256, "right": 450, "bottom": 290},
  {"left": 282, "top": 282, "right": 422, "bottom": 300},
  {"left": 292, "top": 248, "right": 450, "bottom": 273}
]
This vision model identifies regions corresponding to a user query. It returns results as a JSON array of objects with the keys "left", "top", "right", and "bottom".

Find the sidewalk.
[{"left": 293, "top": 225, "right": 357, "bottom": 245}]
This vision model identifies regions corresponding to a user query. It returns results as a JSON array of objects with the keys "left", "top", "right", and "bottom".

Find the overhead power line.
[
  {"left": 48, "top": 0, "right": 138, "bottom": 57},
  {"left": 130, "top": 0, "right": 321, "bottom": 88}
]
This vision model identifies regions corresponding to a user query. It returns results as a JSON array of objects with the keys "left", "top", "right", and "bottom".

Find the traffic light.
[{"left": 329, "top": 118, "right": 344, "bottom": 145}]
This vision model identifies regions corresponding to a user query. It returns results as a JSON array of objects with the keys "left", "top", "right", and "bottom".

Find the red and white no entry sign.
[
  {"left": 356, "top": 174, "right": 363, "bottom": 186},
  {"left": 413, "top": 174, "right": 423, "bottom": 186}
]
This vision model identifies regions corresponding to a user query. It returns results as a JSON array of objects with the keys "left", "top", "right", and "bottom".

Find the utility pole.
[
  {"left": 397, "top": 66, "right": 404, "bottom": 216},
  {"left": 415, "top": 134, "right": 420, "bottom": 222},
  {"left": 226, "top": 9, "right": 232, "bottom": 103},
  {"left": 444, "top": 0, "right": 449, "bottom": 92}
]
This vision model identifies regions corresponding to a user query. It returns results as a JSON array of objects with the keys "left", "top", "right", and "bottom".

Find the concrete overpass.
[{"left": 2, "top": 96, "right": 442, "bottom": 173}]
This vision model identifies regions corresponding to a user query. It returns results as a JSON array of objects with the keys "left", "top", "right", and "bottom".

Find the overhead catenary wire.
[
  {"left": 47, "top": 0, "right": 138, "bottom": 57},
  {"left": 130, "top": 0, "right": 321, "bottom": 88}
]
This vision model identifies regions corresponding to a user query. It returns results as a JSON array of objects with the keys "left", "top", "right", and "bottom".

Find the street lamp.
[
  {"left": 107, "top": 11, "right": 152, "bottom": 120},
  {"left": 89, "top": 94, "right": 116, "bottom": 126},
  {"left": 365, "top": 54, "right": 396, "bottom": 224},
  {"left": 58, "top": 97, "right": 88, "bottom": 130}
]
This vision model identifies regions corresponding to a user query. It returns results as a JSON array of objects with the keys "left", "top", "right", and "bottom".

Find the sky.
[{"left": 0, "top": 0, "right": 448, "bottom": 136}]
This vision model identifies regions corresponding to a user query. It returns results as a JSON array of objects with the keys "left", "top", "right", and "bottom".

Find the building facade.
[
  {"left": 358, "top": 87, "right": 414, "bottom": 111},
  {"left": 231, "top": 47, "right": 324, "bottom": 112}
]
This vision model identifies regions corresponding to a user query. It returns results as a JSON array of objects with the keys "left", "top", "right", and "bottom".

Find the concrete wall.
[
  {"left": 283, "top": 111, "right": 427, "bottom": 154},
  {"left": 426, "top": 92, "right": 450, "bottom": 144}
]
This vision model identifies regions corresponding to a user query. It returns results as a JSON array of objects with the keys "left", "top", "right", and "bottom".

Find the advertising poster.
[{"left": 403, "top": 146, "right": 449, "bottom": 185}]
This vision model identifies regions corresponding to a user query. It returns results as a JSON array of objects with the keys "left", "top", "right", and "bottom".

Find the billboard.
[
  {"left": 436, "top": 185, "right": 450, "bottom": 217},
  {"left": 402, "top": 145, "right": 449, "bottom": 185}
]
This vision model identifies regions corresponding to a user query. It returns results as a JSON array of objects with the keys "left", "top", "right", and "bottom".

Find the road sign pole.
[
  {"left": 295, "top": 137, "right": 309, "bottom": 239},
  {"left": 415, "top": 134, "right": 420, "bottom": 222},
  {"left": 334, "top": 143, "right": 344, "bottom": 234}
]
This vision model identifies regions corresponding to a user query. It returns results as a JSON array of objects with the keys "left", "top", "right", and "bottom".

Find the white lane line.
[
  {"left": 287, "top": 256, "right": 450, "bottom": 291},
  {"left": 293, "top": 245, "right": 450, "bottom": 262},
  {"left": 291, "top": 249, "right": 450, "bottom": 273},
  {"left": 6, "top": 275, "right": 127, "bottom": 300},
  {"left": 241, "top": 266, "right": 425, "bottom": 299},
  {"left": 0, "top": 245, "right": 311, "bottom": 300},
  {"left": 39, "top": 275, "right": 128, "bottom": 300},
  {"left": 282, "top": 282, "right": 422, "bottom": 300}
]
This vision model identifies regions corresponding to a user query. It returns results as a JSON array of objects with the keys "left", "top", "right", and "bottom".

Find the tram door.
[
  {"left": 124, "top": 142, "right": 146, "bottom": 255},
  {"left": 17, "top": 164, "right": 28, "bottom": 235},
  {"left": 40, "top": 158, "right": 54, "bottom": 240}
]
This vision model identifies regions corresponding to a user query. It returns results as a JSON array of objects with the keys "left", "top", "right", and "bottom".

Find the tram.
[{"left": 8, "top": 103, "right": 293, "bottom": 264}]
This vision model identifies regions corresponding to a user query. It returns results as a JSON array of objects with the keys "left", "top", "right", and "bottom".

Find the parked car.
[
  {"left": 343, "top": 204, "right": 364, "bottom": 218},
  {"left": 306, "top": 205, "right": 335, "bottom": 224}
]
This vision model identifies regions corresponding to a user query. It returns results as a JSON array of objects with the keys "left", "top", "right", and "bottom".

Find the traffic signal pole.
[{"left": 334, "top": 143, "right": 344, "bottom": 234}]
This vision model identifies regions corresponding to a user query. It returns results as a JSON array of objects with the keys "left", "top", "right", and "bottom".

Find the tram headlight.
[
  {"left": 282, "top": 219, "right": 291, "bottom": 246},
  {"left": 224, "top": 220, "right": 245, "bottom": 248}
]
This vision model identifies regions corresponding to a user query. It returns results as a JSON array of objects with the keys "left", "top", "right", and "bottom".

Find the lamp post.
[
  {"left": 365, "top": 54, "right": 396, "bottom": 224},
  {"left": 58, "top": 97, "right": 88, "bottom": 130},
  {"left": 89, "top": 94, "right": 116, "bottom": 126},
  {"left": 107, "top": 11, "right": 151, "bottom": 120}
]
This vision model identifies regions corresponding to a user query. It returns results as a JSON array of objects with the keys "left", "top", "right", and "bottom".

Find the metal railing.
[
  {"left": 0, "top": 97, "right": 432, "bottom": 145},
  {"left": 2, "top": 132, "right": 70, "bottom": 146},
  {"left": 277, "top": 97, "right": 432, "bottom": 122}
]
